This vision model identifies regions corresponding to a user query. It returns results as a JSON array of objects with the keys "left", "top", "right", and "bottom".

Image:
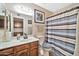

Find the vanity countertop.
[{"left": 0, "top": 36, "right": 39, "bottom": 50}]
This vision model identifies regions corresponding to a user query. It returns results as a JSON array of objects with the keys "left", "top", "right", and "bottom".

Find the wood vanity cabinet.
[{"left": 0, "top": 41, "right": 38, "bottom": 56}]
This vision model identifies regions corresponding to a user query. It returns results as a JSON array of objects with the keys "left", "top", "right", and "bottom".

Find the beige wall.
[
  {"left": 21, "top": 3, "right": 53, "bottom": 37},
  {"left": 22, "top": 3, "right": 53, "bottom": 19},
  {"left": 28, "top": 3, "right": 53, "bottom": 37}
]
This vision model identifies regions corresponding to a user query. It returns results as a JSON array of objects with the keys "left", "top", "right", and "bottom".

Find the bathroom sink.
[
  {"left": 19, "top": 39, "right": 28, "bottom": 42},
  {"left": 0, "top": 36, "right": 35, "bottom": 46},
  {"left": 13, "top": 38, "right": 29, "bottom": 42}
]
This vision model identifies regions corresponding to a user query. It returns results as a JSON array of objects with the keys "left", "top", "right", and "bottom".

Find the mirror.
[{"left": 0, "top": 4, "right": 33, "bottom": 41}]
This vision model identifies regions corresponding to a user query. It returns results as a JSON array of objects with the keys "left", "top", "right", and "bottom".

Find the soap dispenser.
[
  {"left": 17, "top": 34, "right": 21, "bottom": 40},
  {"left": 23, "top": 33, "right": 28, "bottom": 39}
]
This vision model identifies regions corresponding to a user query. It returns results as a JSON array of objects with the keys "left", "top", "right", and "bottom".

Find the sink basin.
[
  {"left": 0, "top": 36, "right": 34, "bottom": 46},
  {"left": 19, "top": 39, "right": 28, "bottom": 41},
  {"left": 0, "top": 36, "right": 39, "bottom": 50},
  {"left": 12, "top": 38, "right": 28, "bottom": 42}
]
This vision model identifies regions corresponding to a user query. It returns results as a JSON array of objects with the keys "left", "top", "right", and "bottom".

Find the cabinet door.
[
  {"left": 0, "top": 48, "right": 14, "bottom": 56},
  {"left": 30, "top": 41, "right": 38, "bottom": 56},
  {"left": 16, "top": 49, "right": 29, "bottom": 56},
  {"left": 14, "top": 44, "right": 29, "bottom": 53},
  {"left": 30, "top": 48, "right": 38, "bottom": 56}
]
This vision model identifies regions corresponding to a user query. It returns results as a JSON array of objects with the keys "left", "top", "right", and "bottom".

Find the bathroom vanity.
[
  {"left": 0, "top": 4, "right": 39, "bottom": 56},
  {"left": 0, "top": 37, "right": 39, "bottom": 56}
]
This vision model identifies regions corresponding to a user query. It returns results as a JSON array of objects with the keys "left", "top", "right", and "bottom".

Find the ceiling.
[
  {"left": 34, "top": 3, "right": 73, "bottom": 12},
  {"left": 3, "top": 3, "right": 74, "bottom": 15}
]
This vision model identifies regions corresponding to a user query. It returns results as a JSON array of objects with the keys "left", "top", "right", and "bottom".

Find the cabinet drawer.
[
  {"left": 30, "top": 41, "right": 38, "bottom": 47},
  {"left": 14, "top": 44, "right": 29, "bottom": 52},
  {"left": 0, "top": 48, "right": 14, "bottom": 55}
]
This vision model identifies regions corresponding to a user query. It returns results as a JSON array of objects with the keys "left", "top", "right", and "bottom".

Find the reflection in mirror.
[
  {"left": 0, "top": 4, "right": 6, "bottom": 42},
  {"left": 8, "top": 14, "right": 11, "bottom": 32},
  {"left": 28, "top": 16, "right": 33, "bottom": 35},
  {"left": 13, "top": 17, "right": 23, "bottom": 36},
  {"left": 0, "top": 4, "right": 11, "bottom": 42}
]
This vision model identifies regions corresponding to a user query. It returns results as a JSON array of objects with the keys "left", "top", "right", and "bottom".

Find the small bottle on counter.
[
  {"left": 23, "top": 33, "right": 28, "bottom": 39},
  {"left": 17, "top": 34, "right": 21, "bottom": 40}
]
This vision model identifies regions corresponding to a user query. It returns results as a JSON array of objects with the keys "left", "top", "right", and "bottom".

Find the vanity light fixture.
[{"left": 14, "top": 5, "right": 33, "bottom": 16}]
